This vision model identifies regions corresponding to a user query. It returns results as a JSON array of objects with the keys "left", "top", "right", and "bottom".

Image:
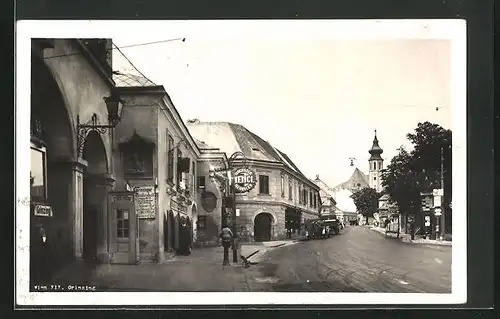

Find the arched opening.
[
  {"left": 191, "top": 204, "right": 198, "bottom": 244},
  {"left": 82, "top": 131, "right": 108, "bottom": 263},
  {"left": 30, "top": 53, "right": 75, "bottom": 282},
  {"left": 168, "top": 210, "right": 175, "bottom": 251},
  {"left": 254, "top": 213, "right": 273, "bottom": 242}
]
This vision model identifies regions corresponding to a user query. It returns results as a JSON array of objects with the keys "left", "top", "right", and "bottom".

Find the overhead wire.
[
  {"left": 112, "top": 42, "right": 156, "bottom": 86},
  {"left": 42, "top": 37, "right": 186, "bottom": 60}
]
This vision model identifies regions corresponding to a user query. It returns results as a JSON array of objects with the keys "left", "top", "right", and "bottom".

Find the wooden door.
[{"left": 109, "top": 192, "right": 138, "bottom": 264}]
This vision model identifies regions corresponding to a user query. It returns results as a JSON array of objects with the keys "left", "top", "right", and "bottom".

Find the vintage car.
[
  {"left": 305, "top": 218, "right": 341, "bottom": 240},
  {"left": 322, "top": 218, "right": 341, "bottom": 236}
]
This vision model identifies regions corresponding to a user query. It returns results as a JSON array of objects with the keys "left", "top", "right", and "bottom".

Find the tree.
[
  {"left": 381, "top": 121, "right": 452, "bottom": 231},
  {"left": 381, "top": 147, "right": 421, "bottom": 217},
  {"left": 350, "top": 187, "right": 380, "bottom": 223}
]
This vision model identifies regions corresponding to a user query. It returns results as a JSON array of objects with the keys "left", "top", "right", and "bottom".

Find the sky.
[{"left": 112, "top": 21, "right": 453, "bottom": 188}]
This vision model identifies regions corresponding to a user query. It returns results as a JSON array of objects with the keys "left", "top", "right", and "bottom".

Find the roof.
[
  {"left": 333, "top": 167, "right": 369, "bottom": 191},
  {"left": 186, "top": 121, "right": 309, "bottom": 181},
  {"left": 113, "top": 72, "right": 156, "bottom": 87},
  {"left": 194, "top": 138, "right": 212, "bottom": 149},
  {"left": 313, "top": 175, "right": 337, "bottom": 205}
]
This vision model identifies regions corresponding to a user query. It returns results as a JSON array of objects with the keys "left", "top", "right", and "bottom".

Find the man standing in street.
[{"left": 219, "top": 226, "right": 233, "bottom": 265}]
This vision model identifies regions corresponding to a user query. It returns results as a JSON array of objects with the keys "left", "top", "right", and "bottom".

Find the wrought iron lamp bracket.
[{"left": 76, "top": 113, "right": 114, "bottom": 157}]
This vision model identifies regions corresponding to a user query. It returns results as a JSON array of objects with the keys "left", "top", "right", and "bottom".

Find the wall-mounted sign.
[
  {"left": 233, "top": 168, "right": 257, "bottom": 193},
  {"left": 111, "top": 194, "right": 134, "bottom": 202},
  {"left": 134, "top": 185, "right": 156, "bottom": 219},
  {"left": 171, "top": 198, "right": 187, "bottom": 214},
  {"left": 33, "top": 205, "right": 53, "bottom": 217},
  {"left": 433, "top": 188, "right": 444, "bottom": 196}
]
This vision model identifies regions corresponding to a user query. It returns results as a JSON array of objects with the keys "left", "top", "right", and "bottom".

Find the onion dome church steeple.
[
  {"left": 369, "top": 130, "right": 384, "bottom": 161},
  {"left": 368, "top": 130, "right": 384, "bottom": 192}
]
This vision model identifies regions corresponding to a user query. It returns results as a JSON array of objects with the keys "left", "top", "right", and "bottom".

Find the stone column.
[{"left": 85, "top": 173, "right": 115, "bottom": 263}]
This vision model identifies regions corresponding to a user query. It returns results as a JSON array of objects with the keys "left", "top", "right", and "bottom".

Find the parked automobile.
[
  {"left": 305, "top": 218, "right": 341, "bottom": 240},
  {"left": 322, "top": 218, "right": 341, "bottom": 236}
]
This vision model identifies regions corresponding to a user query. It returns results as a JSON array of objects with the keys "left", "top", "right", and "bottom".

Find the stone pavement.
[
  {"left": 49, "top": 238, "right": 302, "bottom": 291},
  {"left": 369, "top": 226, "right": 452, "bottom": 246}
]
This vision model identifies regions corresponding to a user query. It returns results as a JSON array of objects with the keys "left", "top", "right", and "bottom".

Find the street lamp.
[
  {"left": 76, "top": 93, "right": 124, "bottom": 157},
  {"left": 226, "top": 151, "right": 247, "bottom": 263}
]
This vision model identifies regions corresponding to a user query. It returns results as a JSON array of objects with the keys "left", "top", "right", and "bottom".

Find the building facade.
[
  {"left": 312, "top": 175, "right": 338, "bottom": 219},
  {"left": 29, "top": 39, "right": 220, "bottom": 285},
  {"left": 30, "top": 38, "right": 117, "bottom": 282},
  {"left": 186, "top": 121, "right": 321, "bottom": 242},
  {"left": 112, "top": 85, "right": 201, "bottom": 263},
  {"left": 192, "top": 147, "right": 229, "bottom": 247}
]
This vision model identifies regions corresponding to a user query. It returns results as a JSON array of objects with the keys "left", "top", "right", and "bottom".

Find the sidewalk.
[
  {"left": 369, "top": 226, "right": 452, "bottom": 246},
  {"left": 49, "top": 238, "right": 300, "bottom": 291}
]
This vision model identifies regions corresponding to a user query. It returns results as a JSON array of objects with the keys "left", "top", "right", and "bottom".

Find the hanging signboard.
[
  {"left": 433, "top": 189, "right": 444, "bottom": 197},
  {"left": 170, "top": 198, "right": 188, "bottom": 214},
  {"left": 433, "top": 195, "right": 442, "bottom": 208},
  {"left": 134, "top": 185, "right": 156, "bottom": 219},
  {"left": 233, "top": 168, "right": 257, "bottom": 193}
]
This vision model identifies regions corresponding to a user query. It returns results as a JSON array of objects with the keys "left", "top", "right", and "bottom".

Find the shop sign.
[
  {"left": 134, "top": 185, "right": 156, "bottom": 219},
  {"left": 171, "top": 198, "right": 187, "bottom": 214},
  {"left": 233, "top": 168, "right": 257, "bottom": 193},
  {"left": 34, "top": 205, "right": 53, "bottom": 217},
  {"left": 111, "top": 194, "right": 134, "bottom": 202}
]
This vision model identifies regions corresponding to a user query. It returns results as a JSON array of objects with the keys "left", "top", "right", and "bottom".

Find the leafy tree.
[
  {"left": 406, "top": 122, "right": 452, "bottom": 209},
  {"left": 350, "top": 187, "right": 380, "bottom": 223},
  {"left": 381, "top": 147, "right": 421, "bottom": 217},
  {"left": 381, "top": 121, "right": 452, "bottom": 231}
]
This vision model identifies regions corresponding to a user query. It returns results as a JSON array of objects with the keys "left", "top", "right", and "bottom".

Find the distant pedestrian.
[{"left": 219, "top": 226, "right": 233, "bottom": 265}]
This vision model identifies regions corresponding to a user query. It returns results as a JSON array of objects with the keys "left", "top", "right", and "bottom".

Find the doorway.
[
  {"left": 82, "top": 130, "right": 108, "bottom": 263},
  {"left": 254, "top": 213, "right": 273, "bottom": 242}
]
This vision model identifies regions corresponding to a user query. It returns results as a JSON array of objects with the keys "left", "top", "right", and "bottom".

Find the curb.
[{"left": 368, "top": 226, "right": 452, "bottom": 247}]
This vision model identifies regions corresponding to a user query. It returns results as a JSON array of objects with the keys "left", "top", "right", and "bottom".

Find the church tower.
[{"left": 368, "top": 130, "right": 384, "bottom": 193}]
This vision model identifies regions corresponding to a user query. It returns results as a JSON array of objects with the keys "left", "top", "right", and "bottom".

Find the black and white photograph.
[{"left": 16, "top": 19, "right": 466, "bottom": 306}]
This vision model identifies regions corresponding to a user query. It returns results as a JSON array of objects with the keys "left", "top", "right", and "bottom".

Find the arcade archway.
[
  {"left": 30, "top": 53, "right": 76, "bottom": 281},
  {"left": 254, "top": 213, "right": 274, "bottom": 242},
  {"left": 82, "top": 130, "right": 109, "bottom": 263}
]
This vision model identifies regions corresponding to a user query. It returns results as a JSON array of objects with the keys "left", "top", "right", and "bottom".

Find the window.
[
  {"left": 374, "top": 177, "right": 377, "bottom": 180},
  {"left": 259, "top": 175, "right": 269, "bottom": 194},
  {"left": 313, "top": 194, "right": 317, "bottom": 208},
  {"left": 281, "top": 175, "right": 285, "bottom": 197},
  {"left": 288, "top": 181, "right": 293, "bottom": 200},
  {"left": 177, "top": 150, "right": 183, "bottom": 188},
  {"left": 167, "top": 134, "right": 174, "bottom": 184},
  {"left": 192, "top": 160, "right": 196, "bottom": 194},
  {"left": 309, "top": 191, "right": 313, "bottom": 207},
  {"left": 30, "top": 147, "right": 47, "bottom": 202},
  {"left": 299, "top": 185, "right": 302, "bottom": 204},
  {"left": 197, "top": 176, "right": 206, "bottom": 189},
  {"left": 116, "top": 209, "right": 130, "bottom": 239}
]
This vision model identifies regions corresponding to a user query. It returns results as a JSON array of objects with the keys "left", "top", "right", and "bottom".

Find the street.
[
  {"left": 243, "top": 226, "right": 452, "bottom": 293},
  {"left": 51, "top": 226, "right": 451, "bottom": 293}
]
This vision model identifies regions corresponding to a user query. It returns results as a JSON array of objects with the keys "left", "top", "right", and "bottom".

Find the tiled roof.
[
  {"left": 113, "top": 72, "right": 156, "bottom": 87},
  {"left": 186, "top": 121, "right": 309, "bottom": 180}
]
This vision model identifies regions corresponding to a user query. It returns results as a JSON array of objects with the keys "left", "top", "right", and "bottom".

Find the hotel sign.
[{"left": 233, "top": 168, "right": 256, "bottom": 193}]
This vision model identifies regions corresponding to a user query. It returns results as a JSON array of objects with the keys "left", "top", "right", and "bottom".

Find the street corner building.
[
  {"left": 28, "top": 38, "right": 217, "bottom": 285},
  {"left": 186, "top": 121, "right": 322, "bottom": 243}
]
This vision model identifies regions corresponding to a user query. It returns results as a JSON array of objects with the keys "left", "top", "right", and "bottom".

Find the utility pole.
[
  {"left": 231, "top": 180, "right": 238, "bottom": 263},
  {"left": 440, "top": 146, "right": 445, "bottom": 239}
]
